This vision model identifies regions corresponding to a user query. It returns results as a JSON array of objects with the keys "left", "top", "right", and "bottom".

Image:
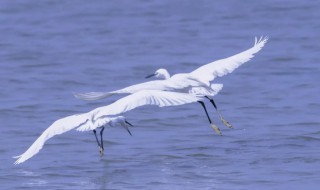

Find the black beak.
[{"left": 145, "top": 73, "right": 156, "bottom": 79}]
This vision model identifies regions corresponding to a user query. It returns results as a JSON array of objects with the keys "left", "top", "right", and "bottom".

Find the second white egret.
[{"left": 14, "top": 90, "right": 202, "bottom": 164}]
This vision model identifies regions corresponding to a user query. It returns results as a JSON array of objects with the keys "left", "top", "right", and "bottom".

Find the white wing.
[
  {"left": 14, "top": 113, "right": 89, "bottom": 164},
  {"left": 92, "top": 90, "right": 202, "bottom": 119},
  {"left": 73, "top": 80, "right": 190, "bottom": 101},
  {"left": 15, "top": 91, "right": 201, "bottom": 164},
  {"left": 190, "top": 36, "right": 268, "bottom": 85},
  {"left": 75, "top": 90, "right": 202, "bottom": 131}
]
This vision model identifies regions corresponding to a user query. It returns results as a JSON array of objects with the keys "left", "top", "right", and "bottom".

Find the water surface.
[{"left": 0, "top": 0, "right": 319, "bottom": 189}]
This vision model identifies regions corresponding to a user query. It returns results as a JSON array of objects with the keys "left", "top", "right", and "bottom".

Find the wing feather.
[
  {"left": 190, "top": 36, "right": 268, "bottom": 84},
  {"left": 93, "top": 90, "right": 202, "bottom": 119},
  {"left": 73, "top": 92, "right": 114, "bottom": 101},
  {"left": 73, "top": 80, "right": 177, "bottom": 101},
  {"left": 14, "top": 114, "right": 89, "bottom": 164}
]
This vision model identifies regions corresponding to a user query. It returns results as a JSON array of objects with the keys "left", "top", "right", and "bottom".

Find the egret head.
[
  {"left": 110, "top": 116, "right": 134, "bottom": 136},
  {"left": 145, "top": 68, "right": 170, "bottom": 79}
]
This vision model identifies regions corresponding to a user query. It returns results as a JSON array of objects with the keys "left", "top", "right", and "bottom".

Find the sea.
[{"left": 0, "top": 0, "right": 319, "bottom": 189}]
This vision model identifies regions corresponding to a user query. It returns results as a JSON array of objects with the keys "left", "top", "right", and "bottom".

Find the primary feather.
[
  {"left": 14, "top": 114, "right": 89, "bottom": 164},
  {"left": 190, "top": 36, "right": 268, "bottom": 85}
]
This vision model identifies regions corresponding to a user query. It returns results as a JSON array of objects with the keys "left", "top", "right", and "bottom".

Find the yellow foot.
[
  {"left": 211, "top": 123, "right": 222, "bottom": 136},
  {"left": 99, "top": 147, "right": 104, "bottom": 157},
  {"left": 221, "top": 118, "right": 233, "bottom": 129}
]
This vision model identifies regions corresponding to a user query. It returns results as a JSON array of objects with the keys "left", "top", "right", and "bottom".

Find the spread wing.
[
  {"left": 73, "top": 80, "right": 178, "bottom": 101},
  {"left": 14, "top": 113, "right": 89, "bottom": 164},
  {"left": 93, "top": 90, "right": 202, "bottom": 119},
  {"left": 14, "top": 91, "right": 200, "bottom": 164},
  {"left": 190, "top": 36, "right": 268, "bottom": 84}
]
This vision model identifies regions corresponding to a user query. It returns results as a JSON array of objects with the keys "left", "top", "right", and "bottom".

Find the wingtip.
[
  {"left": 14, "top": 159, "right": 22, "bottom": 165},
  {"left": 254, "top": 35, "right": 268, "bottom": 44},
  {"left": 253, "top": 35, "right": 268, "bottom": 49},
  {"left": 73, "top": 92, "right": 86, "bottom": 100},
  {"left": 72, "top": 91, "right": 80, "bottom": 98},
  {"left": 259, "top": 35, "right": 268, "bottom": 43},
  {"left": 12, "top": 155, "right": 21, "bottom": 159},
  {"left": 13, "top": 155, "right": 23, "bottom": 165}
]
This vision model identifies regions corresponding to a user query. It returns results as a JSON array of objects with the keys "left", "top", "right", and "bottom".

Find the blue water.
[{"left": 1, "top": 0, "right": 319, "bottom": 189}]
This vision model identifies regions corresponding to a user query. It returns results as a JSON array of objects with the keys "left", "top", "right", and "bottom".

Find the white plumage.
[
  {"left": 14, "top": 90, "right": 202, "bottom": 164},
  {"left": 14, "top": 36, "right": 268, "bottom": 164},
  {"left": 74, "top": 36, "right": 268, "bottom": 101},
  {"left": 190, "top": 36, "right": 268, "bottom": 85}
]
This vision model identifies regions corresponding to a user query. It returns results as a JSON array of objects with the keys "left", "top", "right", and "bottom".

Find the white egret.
[
  {"left": 74, "top": 36, "right": 268, "bottom": 134},
  {"left": 14, "top": 90, "right": 202, "bottom": 164},
  {"left": 145, "top": 68, "right": 232, "bottom": 131},
  {"left": 74, "top": 37, "right": 268, "bottom": 100}
]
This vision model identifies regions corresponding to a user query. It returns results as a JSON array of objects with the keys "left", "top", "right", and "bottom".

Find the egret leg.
[
  {"left": 198, "top": 101, "right": 222, "bottom": 136},
  {"left": 99, "top": 127, "right": 105, "bottom": 157},
  {"left": 205, "top": 96, "right": 233, "bottom": 129},
  {"left": 93, "top": 129, "right": 101, "bottom": 149}
]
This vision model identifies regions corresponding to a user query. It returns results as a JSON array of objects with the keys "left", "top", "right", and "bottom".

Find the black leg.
[
  {"left": 93, "top": 130, "right": 101, "bottom": 147},
  {"left": 198, "top": 101, "right": 222, "bottom": 135},
  {"left": 205, "top": 96, "right": 217, "bottom": 110},
  {"left": 100, "top": 127, "right": 105, "bottom": 150},
  {"left": 198, "top": 101, "right": 212, "bottom": 123}
]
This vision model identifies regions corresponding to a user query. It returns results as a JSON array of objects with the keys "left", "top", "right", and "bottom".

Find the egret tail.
[{"left": 73, "top": 92, "right": 114, "bottom": 101}]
